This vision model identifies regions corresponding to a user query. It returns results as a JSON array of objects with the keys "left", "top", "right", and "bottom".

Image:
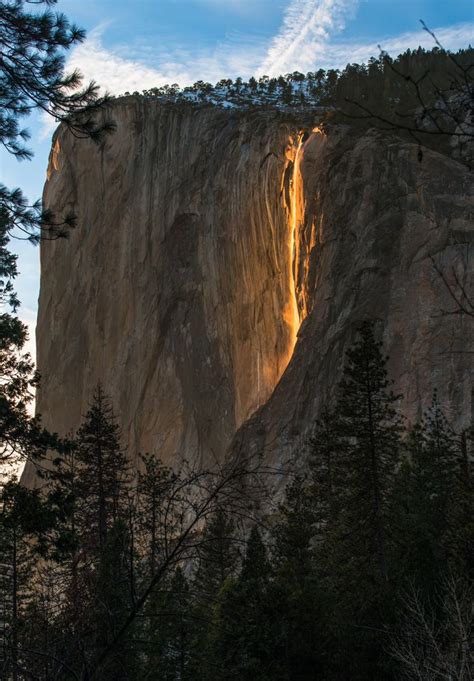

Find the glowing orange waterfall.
[
  {"left": 286, "top": 132, "right": 304, "bottom": 348},
  {"left": 282, "top": 127, "right": 324, "bottom": 370}
]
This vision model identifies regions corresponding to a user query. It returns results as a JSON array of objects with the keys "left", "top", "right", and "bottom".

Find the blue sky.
[{"left": 1, "top": 0, "right": 473, "bottom": 359}]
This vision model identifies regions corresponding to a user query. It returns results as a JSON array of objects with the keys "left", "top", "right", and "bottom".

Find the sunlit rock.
[{"left": 22, "top": 98, "right": 473, "bottom": 484}]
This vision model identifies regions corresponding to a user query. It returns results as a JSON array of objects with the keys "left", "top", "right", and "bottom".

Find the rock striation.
[{"left": 22, "top": 98, "right": 473, "bottom": 484}]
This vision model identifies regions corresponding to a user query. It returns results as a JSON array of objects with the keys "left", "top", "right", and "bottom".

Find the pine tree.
[
  {"left": 194, "top": 508, "right": 239, "bottom": 606},
  {"left": 211, "top": 526, "right": 280, "bottom": 681},
  {"left": 72, "top": 386, "right": 133, "bottom": 677},
  {"left": 391, "top": 394, "right": 470, "bottom": 594},
  {"left": 93, "top": 518, "right": 138, "bottom": 680},
  {"left": 314, "top": 322, "right": 403, "bottom": 680},
  {"left": 0, "top": 481, "right": 52, "bottom": 680},
  {"left": 192, "top": 509, "right": 240, "bottom": 679},
  {"left": 25, "top": 441, "right": 94, "bottom": 678},
  {"left": 0, "top": 211, "right": 58, "bottom": 470},
  {"left": 141, "top": 568, "right": 197, "bottom": 681},
  {"left": 75, "top": 385, "right": 130, "bottom": 561},
  {"left": 271, "top": 476, "right": 324, "bottom": 680},
  {"left": 46, "top": 439, "right": 81, "bottom": 587},
  {"left": 0, "top": 1, "right": 114, "bottom": 480},
  {"left": 1, "top": 0, "right": 112, "bottom": 161},
  {"left": 5, "top": 394, "right": 138, "bottom": 679},
  {"left": 136, "top": 453, "right": 178, "bottom": 582},
  {"left": 274, "top": 476, "right": 316, "bottom": 589},
  {"left": 309, "top": 405, "right": 346, "bottom": 535},
  {"left": 451, "top": 427, "right": 473, "bottom": 579},
  {"left": 1, "top": 0, "right": 114, "bottom": 252},
  {"left": 335, "top": 321, "right": 402, "bottom": 583}
]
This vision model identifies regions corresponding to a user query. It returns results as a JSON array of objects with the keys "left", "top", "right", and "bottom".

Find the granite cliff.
[{"left": 22, "top": 98, "right": 473, "bottom": 484}]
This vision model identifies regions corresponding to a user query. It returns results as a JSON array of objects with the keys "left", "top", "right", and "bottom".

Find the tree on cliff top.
[{"left": 332, "top": 25, "right": 473, "bottom": 168}]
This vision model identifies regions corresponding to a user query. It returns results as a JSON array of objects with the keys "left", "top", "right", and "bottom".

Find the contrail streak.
[{"left": 259, "top": 0, "right": 359, "bottom": 76}]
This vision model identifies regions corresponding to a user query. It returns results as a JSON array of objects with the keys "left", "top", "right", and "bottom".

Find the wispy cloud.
[
  {"left": 64, "top": 25, "right": 267, "bottom": 97},
  {"left": 319, "top": 22, "right": 474, "bottom": 70},
  {"left": 66, "top": 27, "right": 184, "bottom": 94},
  {"left": 259, "top": 0, "right": 359, "bottom": 76}
]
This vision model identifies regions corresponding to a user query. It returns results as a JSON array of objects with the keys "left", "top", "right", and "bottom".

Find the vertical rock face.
[
  {"left": 22, "top": 98, "right": 473, "bottom": 484},
  {"left": 25, "top": 99, "right": 305, "bottom": 480}
]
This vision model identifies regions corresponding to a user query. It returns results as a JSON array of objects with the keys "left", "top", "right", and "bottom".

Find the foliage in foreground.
[
  {"left": 1, "top": 0, "right": 114, "bottom": 485},
  {"left": 0, "top": 323, "right": 471, "bottom": 680}
]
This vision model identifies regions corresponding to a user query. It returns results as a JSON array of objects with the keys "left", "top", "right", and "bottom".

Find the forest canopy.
[{"left": 125, "top": 46, "right": 473, "bottom": 116}]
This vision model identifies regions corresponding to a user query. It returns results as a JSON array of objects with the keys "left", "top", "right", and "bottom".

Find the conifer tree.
[
  {"left": 309, "top": 405, "right": 346, "bottom": 534},
  {"left": 93, "top": 518, "right": 138, "bottom": 680},
  {"left": 451, "top": 427, "right": 473, "bottom": 579},
  {"left": 136, "top": 453, "right": 178, "bottom": 582},
  {"left": 0, "top": 0, "right": 114, "bottom": 481},
  {"left": 1, "top": 0, "right": 114, "bottom": 246},
  {"left": 72, "top": 387, "right": 133, "bottom": 677},
  {"left": 391, "top": 394, "right": 471, "bottom": 593},
  {"left": 0, "top": 481, "right": 52, "bottom": 680},
  {"left": 212, "top": 526, "right": 280, "bottom": 681},
  {"left": 313, "top": 322, "right": 403, "bottom": 680},
  {"left": 274, "top": 476, "right": 316, "bottom": 589},
  {"left": 143, "top": 568, "right": 197, "bottom": 681},
  {"left": 25, "top": 440, "right": 94, "bottom": 677},
  {"left": 271, "top": 476, "right": 324, "bottom": 680},
  {"left": 45, "top": 439, "right": 81, "bottom": 583},
  {"left": 0, "top": 211, "right": 58, "bottom": 469},
  {"left": 191, "top": 509, "right": 240, "bottom": 679},
  {"left": 335, "top": 321, "right": 402, "bottom": 583},
  {"left": 194, "top": 508, "right": 239, "bottom": 606},
  {"left": 75, "top": 385, "right": 130, "bottom": 561}
]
